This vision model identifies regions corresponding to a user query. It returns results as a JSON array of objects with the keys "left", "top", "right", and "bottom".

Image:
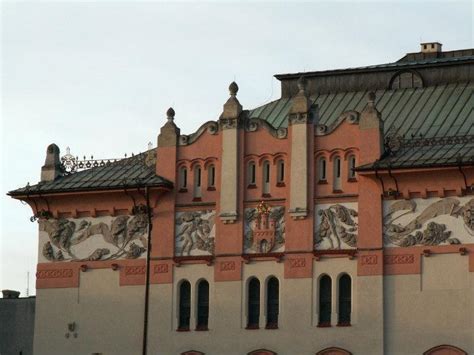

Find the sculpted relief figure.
[
  {"left": 175, "top": 210, "right": 216, "bottom": 256},
  {"left": 39, "top": 212, "right": 148, "bottom": 262},
  {"left": 244, "top": 203, "right": 285, "bottom": 254},
  {"left": 314, "top": 204, "right": 358, "bottom": 249},
  {"left": 383, "top": 197, "right": 474, "bottom": 247}
]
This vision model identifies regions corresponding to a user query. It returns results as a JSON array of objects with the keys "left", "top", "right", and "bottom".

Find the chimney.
[
  {"left": 41, "top": 144, "right": 62, "bottom": 182},
  {"left": 420, "top": 42, "right": 442, "bottom": 54}
]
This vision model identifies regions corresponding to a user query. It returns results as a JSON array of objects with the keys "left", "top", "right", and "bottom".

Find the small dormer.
[{"left": 420, "top": 42, "right": 442, "bottom": 54}]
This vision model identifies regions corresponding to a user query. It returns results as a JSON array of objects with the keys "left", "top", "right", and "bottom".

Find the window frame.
[
  {"left": 178, "top": 280, "right": 191, "bottom": 331},
  {"left": 247, "top": 277, "right": 260, "bottom": 329}
]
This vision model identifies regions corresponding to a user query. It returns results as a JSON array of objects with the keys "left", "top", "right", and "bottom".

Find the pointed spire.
[
  {"left": 166, "top": 107, "right": 175, "bottom": 123},
  {"left": 360, "top": 92, "right": 382, "bottom": 129},
  {"left": 289, "top": 76, "right": 311, "bottom": 120},
  {"left": 229, "top": 81, "right": 239, "bottom": 96}
]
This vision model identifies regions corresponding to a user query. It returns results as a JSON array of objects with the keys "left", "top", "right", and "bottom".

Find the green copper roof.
[
  {"left": 249, "top": 82, "right": 474, "bottom": 139},
  {"left": 8, "top": 153, "right": 172, "bottom": 196}
]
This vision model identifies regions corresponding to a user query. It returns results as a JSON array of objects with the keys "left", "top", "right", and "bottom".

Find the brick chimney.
[{"left": 420, "top": 42, "right": 442, "bottom": 54}]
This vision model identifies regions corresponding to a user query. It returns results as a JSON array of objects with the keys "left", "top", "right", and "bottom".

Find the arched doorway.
[
  {"left": 248, "top": 350, "right": 277, "bottom": 355},
  {"left": 423, "top": 345, "right": 467, "bottom": 355},
  {"left": 316, "top": 347, "right": 352, "bottom": 355}
]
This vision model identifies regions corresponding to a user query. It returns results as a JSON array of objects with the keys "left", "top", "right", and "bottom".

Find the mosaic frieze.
[
  {"left": 175, "top": 210, "right": 216, "bottom": 256},
  {"left": 244, "top": 202, "right": 285, "bottom": 254},
  {"left": 383, "top": 197, "right": 474, "bottom": 247},
  {"left": 314, "top": 203, "right": 358, "bottom": 250},
  {"left": 39, "top": 213, "right": 148, "bottom": 262}
]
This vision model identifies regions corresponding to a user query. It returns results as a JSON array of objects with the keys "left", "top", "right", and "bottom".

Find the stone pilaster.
[
  {"left": 218, "top": 82, "right": 242, "bottom": 224},
  {"left": 288, "top": 76, "right": 312, "bottom": 220}
]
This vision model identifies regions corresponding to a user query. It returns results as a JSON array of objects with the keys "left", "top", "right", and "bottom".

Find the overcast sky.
[{"left": 1, "top": 0, "right": 472, "bottom": 295}]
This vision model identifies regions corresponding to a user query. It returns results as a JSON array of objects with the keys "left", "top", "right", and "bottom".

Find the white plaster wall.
[
  {"left": 314, "top": 202, "right": 358, "bottom": 249},
  {"left": 384, "top": 254, "right": 474, "bottom": 355},
  {"left": 34, "top": 269, "right": 144, "bottom": 355},
  {"left": 383, "top": 197, "right": 474, "bottom": 247}
]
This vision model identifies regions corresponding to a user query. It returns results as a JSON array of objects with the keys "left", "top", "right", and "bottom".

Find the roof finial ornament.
[
  {"left": 229, "top": 81, "right": 239, "bottom": 97},
  {"left": 297, "top": 75, "right": 308, "bottom": 93},
  {"left": 166, "top": 107, "right": 175, "bottom": 123}
]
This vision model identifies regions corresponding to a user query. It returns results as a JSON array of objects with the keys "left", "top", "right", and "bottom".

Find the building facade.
[{"left": 8, "top": 43, "right": 474, "bottom": 355}]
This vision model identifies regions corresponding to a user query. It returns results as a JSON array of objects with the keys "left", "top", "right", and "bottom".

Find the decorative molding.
[
  {"left": 219, "top": 117, "right": 240, "bottom": 130},
  {"left": 384, "top": 254, "right": 414, "bottom": 265},
  {"left": 219, "top": 211, "right": 238, "bottom": 224},
  {"left": 315, "top": 204, "right": 358, "bottom": 250},
  {"left": 289, "top": 112, "right": 312, "bottom": 125},
  {"left": 245, "top": 118, "right": 287, "bottom": 139},
  {"left": 175, "top": 210, "right": 215, "bottom": 256},
  {"left": 288, "top": 207, "right": 308, "bottom": 220},
  {"left": 288, "top": 258, "right": 306, "bottom": 268},
  {"left": 39, "top": 212, "right": 148, "bottom": 262},
  {"left": 37, "top": 269, "right": 73, "bottom": 279},
  {"left": 219, "top": 261, "right": 236, "bottom": 271},
  {"left": 361, "top": 255, "right": 378, "bottom": 265},
  {"left": 244, "top": 203, "right": 285, "bottom": 254},
  {"left": 179, "top": 121, "right": 218, "bottom": 146},
  {"left": 384, "top": 197, "right": 474, "bottom": 247},
  {"left": 124, "top": 266, "right": 145, "bottom": 275},
  {"left": 154, "top": 264, "right": 169, "bottom": 274},
  {"left": 315, "top": 110, "right": 359, "bottom": 136}
]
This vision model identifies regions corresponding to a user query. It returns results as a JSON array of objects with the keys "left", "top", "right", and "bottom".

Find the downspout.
[{"left": 142, "top": 185, "right": 152, "bottom": 355}]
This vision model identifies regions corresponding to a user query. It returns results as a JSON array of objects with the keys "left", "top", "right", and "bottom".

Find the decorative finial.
[
  {"left": 229, "top": 81, "right": 239, "bottom": 96},
  {"left": 166, "top": 107, "right": 175, "bottom": 122},
  {"left": 147, "top": 142, "right": 153, "bottom": 150},
  {"left": 368, "top": 92, "right": 376, "bottom": 106},
  {"left": 297, "top": 76, "right": 307, "bottom": 92}
]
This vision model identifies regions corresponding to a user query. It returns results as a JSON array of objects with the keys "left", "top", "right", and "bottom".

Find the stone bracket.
[
  {"left": 288, "top": 207, "right": 308, "bottom": 220},
  {"left": 219, "top": 211, "right": 238, "bottom": 224}
]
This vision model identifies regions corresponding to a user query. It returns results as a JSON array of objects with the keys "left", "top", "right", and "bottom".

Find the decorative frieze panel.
[
  {"left": 175, "top": 210, "right": 216, "bottom": 256},
  {"left": 244, "top": 202, "right": 285, "bottom": 253},
  {"left": 383, "top": 197, "right": 474, "bottom": 247},
  {"left": 38, "top": 213, "right": 148, "bottom": 262},
  {"left": 314, "top": 203, "right": 358, "bottom": 250}
]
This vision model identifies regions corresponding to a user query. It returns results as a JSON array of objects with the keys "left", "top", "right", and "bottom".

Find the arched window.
[
  {"left": 318, "top": 157, "right": 327, "bottom": 182},
  {"left": 207, "top": 165, "right": 215, "bottom": 190},
  {"left": 178, "top": 280, "right": 191, "bottom": 330},
  {"left": 193, "top": 166, "right": 202, "bottom": 199},
  {"left": 247, "top": 278, "right": 260, "bottom": 329},
  {"left": 333, "top": 157, "right": 341, "bottom": 191},
  {"left": 423, "top": 345, "right": 467, "bottom": 355},
  {"left": 262, "top": 160, "right": 270, "bottom": 196},
  {"left": 179, "top": 167, "right": 187, "bottom": 191},
  {"left": 196, "top": 280, "right": 209, "bottom": 330},
  {"left": 266, "top": 277, "right": 279, "bottom": 329},
  {"left": 338, "top": 274, "right": 351, "bottom": 326},
  {"left": 276, "top": 159, "right": 285, "bottom": 185},
  {"left": 318, "top": 275, "right": 332, "bottom": 326},
  {"left": 248, "top": 161, "right": 256, "bottom": 187},
  {"left": 348, "top": 155, "right": 356, "bottom": 180}
]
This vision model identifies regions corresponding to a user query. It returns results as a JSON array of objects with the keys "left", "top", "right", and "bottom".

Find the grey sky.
[{"left": 1, "top": 0, "right": 472, "bottom": 295}]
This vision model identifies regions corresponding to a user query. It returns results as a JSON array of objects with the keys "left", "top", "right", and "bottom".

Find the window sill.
[
  {"left": 207, "top": 186, "right": 216, "bottom": 191},
  {"left": 195, "top": 326, "right": 209, "bottom": 331},
  {"left": 337, "top": 322, "right": 351, "bottom": 327},
  {"left": 347, "top": 178, "right": 357, "bottom": 183},
  {"left": 276, "top": 182, "right": 285, "bottom": 187},
  {"left": 176, "top": 327, "right": 190, "bottom": 332},
  {"left": 178, "top": 188, "right": 188, "bottom": 193},
  {"left": 245, "top": 325, "right": 259, "bottom": 330},
  {"left": 261, "top": 193, "right": 272, "bottom": 198},
  {"left": 317, "top": 180, "right": 328, "bottom": 185},
  {"left": 332, "top": 189, "right": 343, "bottom": 194},
  {"left": 247, "top": 184, "right": 257, "bottom": 189},
  {"left": 265, "top": 324, "right": 278, "bottom": 329},
  {"left": 192, "top": 197, "right": 202, "bottom": 202},
  {"left": 317, "top": 323, "right": 332, "bottom": 328}
]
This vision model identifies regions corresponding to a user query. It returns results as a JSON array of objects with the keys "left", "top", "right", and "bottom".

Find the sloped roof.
[
  {"left": 249, "top": 82, "right": 474, "bottom": 139},
  {"left": 8, "top": 153, "right": 172, "bottom": 197}
]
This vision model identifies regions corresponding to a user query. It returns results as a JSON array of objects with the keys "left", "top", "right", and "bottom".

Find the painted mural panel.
[
  {"left": 383, "top": 197, "right": 474, "bottom": 247},
  {"left": 175, "top": 210, "right": 215, "bottom": 256},
  {"left": 38, "top": 213, "right": 148, "bottom": 262},
  {"left": 314, "top": 203, "right": 358, "bottom": 250},
  {"left": 244, "top": 202, "right": 285, "bottom": 253}
]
